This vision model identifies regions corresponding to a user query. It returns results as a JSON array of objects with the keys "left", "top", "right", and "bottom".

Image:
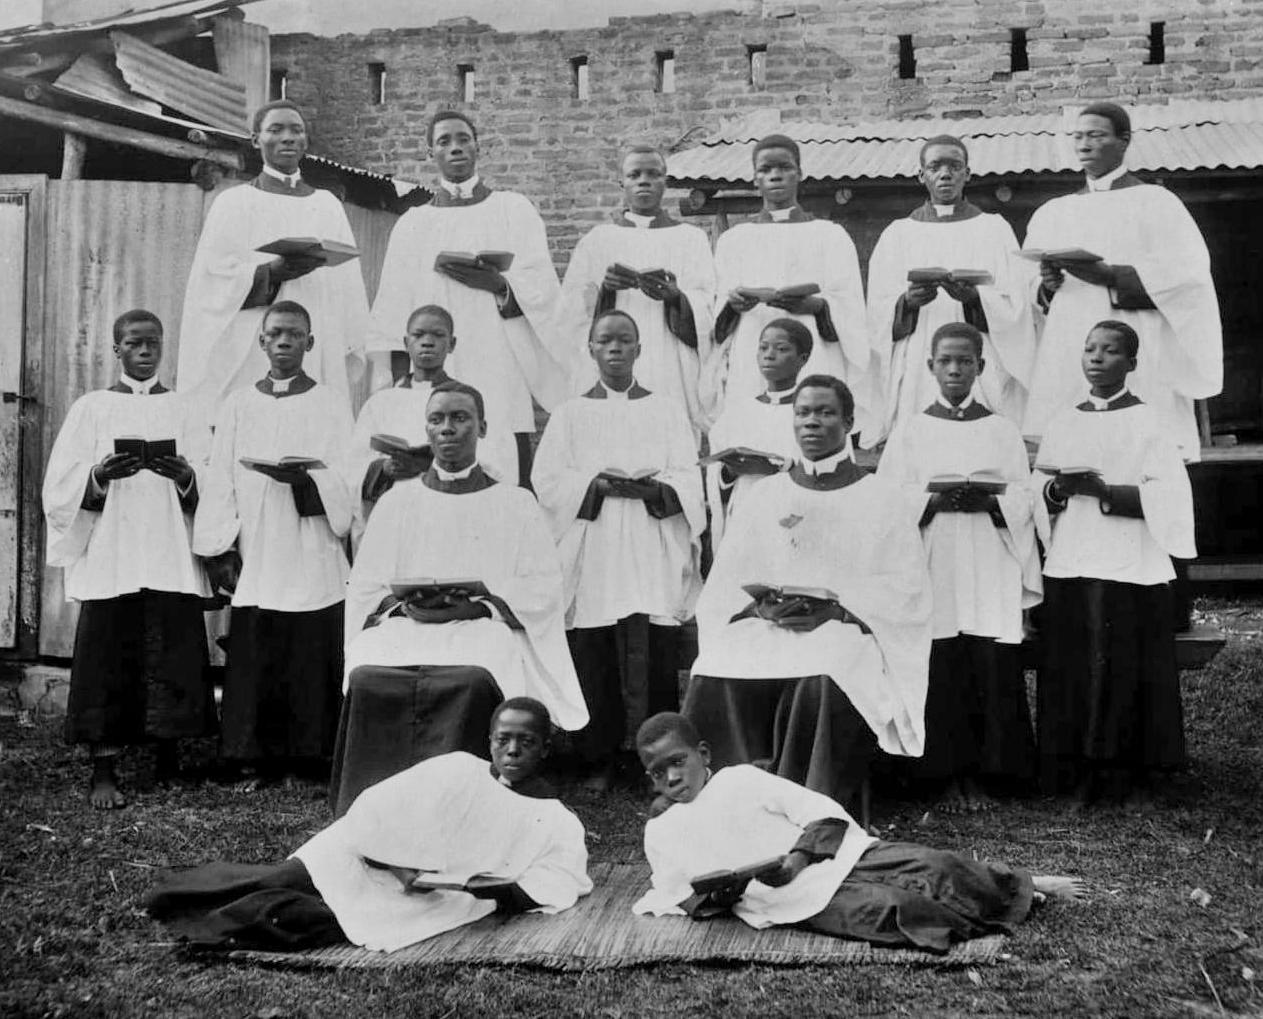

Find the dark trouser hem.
[
  {"left": 683, "top": 673, "right": 876, "bottom": 809},
  {"left": 329, "top": 664, "right": 502, "bottom": 816},
  {"left": 65, "top": 591, "right": 214, "bottom": 746},
  {"left": 801, "top": 840, "right": 1035, "bottom": 954}
]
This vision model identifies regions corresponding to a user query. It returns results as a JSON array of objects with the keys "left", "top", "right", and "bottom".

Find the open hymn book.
[
  {"left": 924, "top": 471, "right": 1008, "bottom": 495},
  {"left": 409, "top": 871, "right": 517, "bottom": 895},
  {"left": 906, "top": 268, "right": 994, "bottom": 286},
  {"left": 113, "top": 437, "right": 176, "bottom": 464},
  {"left": 741, "top": 583, "right": 840, "bottom": 603},
  {"left": 698, "top": 447, "right": 791, "bottom": 470},
  {"left": 734, "top": 282, "right": 821, "bottom": 304},
  {"left": 238, "top": 456, "right": 326, "bottom": 472},
  {"left": 370, "top": 434, "right": 432, "bottom": 459},
  {"left": 255, "top": 237, "right": 360, "bottom": 267},
  {"left": 434, "top": 250, "right": 515, "bottom": 273},
  {"left": 389, "top": 578, "right": 489, "bottom": 600},
  {"left": 597, "top": 468, "right": 658, "bottom": 482},
  {"left": 690, "top": 857, "right": 785, "bottom": 895}
]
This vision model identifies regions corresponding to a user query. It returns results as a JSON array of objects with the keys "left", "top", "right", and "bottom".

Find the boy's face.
[
  {"left": 258, "top": 311, "right": 313, "bottom": 377},
  {"left": 253, "top": 107, "right": 308, "bottom": 175},
  {"left": 489, "top": 708, "right": 549, "bottom": 785},
  {"left": 589, "top": 315, "right": 640, "bottom": 383},
  {"left": 928, "top": 335, "right": 983, "bottom": 403},
  {"left": 639, "top": 732, "right": 710, "bottom": 805},
  {"left": 793, "top": 385, "right": 853, "bottom": 461},
  {"left": 404, "top": 313, "right": 455, "bottom": 372},
  {"left": 426, "top": 390, "right": 485, "bottom": 470},
  {"left": 918, "top": 143, "right": 970, "bottom": 205},
  {"left": 1082, "top": 326, "right": 1136, "bottom": 392},
  {"left": 757, "top": 326, "right": 808, "bottom": 387},
  {"left": 753, "top": 146, "right": 800, "bottom": 210},
  {"left": 430, "top": 117, "right": 478, "bottom": 183},
  {"left": 114, "top": 320, "right": 163, "bottom": 380},
  {"left": 621, "top": 151, "right": 667, "bottom": 215}
]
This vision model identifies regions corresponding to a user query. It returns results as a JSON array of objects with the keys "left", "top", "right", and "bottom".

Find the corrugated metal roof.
[
  {"left": 55, "top": 51, "right": 163, "bottom": 115},
  {"left": 0, "top": 1, "right": 255, "bottom": 47},
  {"left": 111, "top": 27, "right": 247, "bottom": 132},
  {"left": 670, "top": 101, "right": 1263, "bottom": 185}
]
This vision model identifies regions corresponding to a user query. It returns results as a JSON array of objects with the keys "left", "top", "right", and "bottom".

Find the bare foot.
[
  {"left": 1032, "top": 874, "right": 1087, "bottom": 902},
  {"left": 89, "top": 770, "right": 127, "bottom": 810},
  {"left": 934, "top": 780, "right": 969, "bottom": 815},
  {"left": 581, "top": 766, "right": 613, "bottom": 792},
  {"left": 963, "top": 778, "right": 997, "bottom": 813}
]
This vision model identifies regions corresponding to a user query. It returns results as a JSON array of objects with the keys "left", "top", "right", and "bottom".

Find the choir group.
[{"left": 44, "top": 95, "right": 1221, "bottom": 955}]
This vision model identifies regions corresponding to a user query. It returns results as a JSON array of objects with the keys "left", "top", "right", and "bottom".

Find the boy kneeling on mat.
[{"left": 632, "top": 713, "right": 1083, "bottom": 953}]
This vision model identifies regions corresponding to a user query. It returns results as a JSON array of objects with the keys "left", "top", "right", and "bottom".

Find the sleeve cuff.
[
  {"left": 1108, "top": 265, "right": 1158, "bottom": 311},
  {"left": 892, "top": 294, "right": 919, "bottom": 343},
  {"left": 496, "top": 284, "right": 524, "bottom": 320},
  {"left": 242, "top": 262, "right": 281, "bottom": 310}
]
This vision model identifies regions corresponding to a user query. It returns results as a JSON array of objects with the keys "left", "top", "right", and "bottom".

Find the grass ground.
[{"left": 2, "top": 599, "right": 1262, "bottom": 1019}]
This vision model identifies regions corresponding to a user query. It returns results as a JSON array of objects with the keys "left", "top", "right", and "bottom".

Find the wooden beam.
[
  {"left": 60, "top": 131, "right": 86, "bottom": 179},
  {"left": 0, "top": 93, "right": 243, "bottom": 171}
]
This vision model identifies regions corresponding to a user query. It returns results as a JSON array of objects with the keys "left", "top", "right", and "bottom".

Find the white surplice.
[
  {"left": 709, "top": 218, "right": 873, "bottom": 436},
  {"left": 293, "top": 751, "right": 591, "bottom": 952},
  {"left": 343, "top": 475, "right": 589, "bottom": 730},
  {"left": 193, "top": 380, "right": 354, "bottom": 612},
  {"left": 369, "top": 190, "right": 570, "bottom": 431},
  {"left": 692, "top": 466, "right": 931, "bottom": 756},
  {"left": 559, "top": 216, "right": 717, "bottom": 432},
  {"left": 866, "top": 205, "right": 1035, "bottom": 439},
  {"left": 43, "top": 388, "right": 210, "bottom": 600},
  {"left": 633, "top": 764, "right": 875, "bottom": 927},
  {"left": 1033, "top": 398, "right": 1196, "bottom": 585},
  {"left": 176, "top": 180, "right": 369, "bottom": 412},
  {"left": 703, "top": 391, "right": 798, "bottom": 552},
  {"left": 877, "top": 402, "right": 1042, "bottom": 643},
  {"left": 531, "top": 384, "right": 705, "bottom": 628},
  {"left": 1021, "top": 178, "right": 1222, "bottom": 460}
]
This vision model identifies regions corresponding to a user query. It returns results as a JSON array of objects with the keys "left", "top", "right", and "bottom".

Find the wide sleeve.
[
  {"left": 759, "top": 766, "right": 856, "bottom": 831},
  {"left": 992, "top": 422, "right": 1044, "bottom": 608},
  {"left": 677, "top": 226, "right": 719, "bottom": 371},
  {"left": 343, "top": 487, "right": 402, "bottom": 642},
  {"left": 655, "top": 401, "right": 707, "bottom": 541},
  {"left": 1138, "top": 429, "right": 1197, "bottom": 559},
  {"left": 191, "top": 394, "right": 243, "bottom": 557},
  {"left": 42, "top": 396, "right": 101, "bottom": 567},
  {"left": 529, "top": 403, "right": 595, "bottom": 540},
  {"left": 367, "top": 211, "right": 425, "bottom": 353},
  {"left": 306, "top": 393, "right": 356, "bottom": 539},
  {"left": 514, "top": 807, "right": 594, "bottom": 914},
  {"left": 632, "top": 817, "right": 694, "bottom": 917},
  {"left": 557, "top": 231, "right": 605, "bottom": 389},
  {"left": 818, "top": 226, "right": 879, "bottom": 438},
  {"left": 975, "top": 216, "right": 1037, "bottom": 391}
]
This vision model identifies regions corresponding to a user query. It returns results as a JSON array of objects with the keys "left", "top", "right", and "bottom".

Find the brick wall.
[{"left": 272, "top": 0, "right": 1263, "bottom": 265}]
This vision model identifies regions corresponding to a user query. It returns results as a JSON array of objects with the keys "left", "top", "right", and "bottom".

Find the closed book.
[
  {"left": 370, "top": 433, "right": 432, "bottom": 459},
  {"left": 690, "top": 857, "right": 785, "bottom": 895},
  {"left": 1017, "top": 247, "right": 1103, "bottom": 265},
  {"left": 256, "top": 237, "right": 360, "bottom": 267},
  {"left": 698, "top": 447, "right": 789, "bottom": 469}
]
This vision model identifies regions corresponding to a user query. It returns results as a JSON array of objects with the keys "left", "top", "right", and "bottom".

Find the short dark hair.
[
  {"left": 1090, "top": 319, "right": 1140, "bottom": 358},
  {"left": 1079, "top": 102, "right": 1131, "bottom": 139},
  {"left": 113, "top": 308, "right": 163, "bottom": 343},
  {"left": 427, "top": 109, "right": 477, "bottom": 146},
  {"left": 793, "top": 373, "right": 855, "bottom": 421},
  {"left": 263, "top": 299, "right": 312, "bottom": 333},
  {"left": 635, "top": 712, "right": 702, "bottom": 753},
  {"left": 621, "top": 143, "right": 667, "bottom": 169},
  {"left": 752, "top": 132, "right": 801, "bottom": 169},
  {"left": 490, "top": 697, "right": 552, "bottom": 739},
  {"left": 252, "top": 99, "right": 306, "bottom": 134},
  {"left": 761, "top": 317, "right": 813, "bottom": 359},
  {"left": 590, "top": 308, "right": 640, "bottom": 342},
  {"left": 429, "top": 379, "right": 486, "bottom": 422},
  {"left": 407, "top": 304, "right": 454, "bottom": 334},
  {"left": 919, "top": 134, "right": 969, "bottom": 167},
  {"left": 931, "top": 321, "right": 984, "bottom": 358}
]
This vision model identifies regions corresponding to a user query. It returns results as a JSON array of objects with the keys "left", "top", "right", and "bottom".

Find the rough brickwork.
[{"left": 272, "top": 0, "right": 1263, "bottom": 264}]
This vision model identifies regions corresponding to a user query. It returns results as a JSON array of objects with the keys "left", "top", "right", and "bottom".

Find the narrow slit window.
[
  {"left": 458, "top": 63, "right": 475, "bottom": 102},
  {"left": 368, "top": 62, "right": 386, "bottom": 104},
  {"left": 1010, "top": 28, "right": 1029, "bottom": 73},
  {"left": 270, "top": 67, "right": 288, "bottom": 100},
  {"left": 571, "top": 55, "right": 590, "bottom": 100},
  {"left": 747, "top": 44, "right": 768, "bottom": 88},
  {"left": 655, "top": 50, "right": 676, "bottom": 94},
  {"left": 897, "top": 35, "right": 915, "bottom": 80},
  {"left": 1147, "top": 22, "right": 1165, "bottom": 65}
]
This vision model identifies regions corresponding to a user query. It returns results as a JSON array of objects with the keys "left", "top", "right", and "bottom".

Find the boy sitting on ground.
[{"left": 632, "top": 712, "right": 1084, "bottom": 954}]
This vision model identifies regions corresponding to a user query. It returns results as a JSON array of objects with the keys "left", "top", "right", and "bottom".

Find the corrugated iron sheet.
[
  {"left": 212, "top": 15, "right": 268, "bottom": 116},
  {"left": 38, "top": 179, "right": 207, "bottom": 656},
  {"left": 0, "top": 1, "right": 255, "bottom": 46},
  {"left": 55, "top": 51, "right": 163, "bottom": 115},
  {"left": 112, "top": 27, "right": 247, "bottom": 133},
  {"left": 671, "top": 115, "right": 1263, "bottom": 185}
]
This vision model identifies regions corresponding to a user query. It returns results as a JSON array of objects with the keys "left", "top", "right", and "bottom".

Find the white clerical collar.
[
  {"left": 439, "top": 174, "right": 481, "bottom": 200},
  {"left": 268, "top": 374, "right": 295, "bottom": 393},
  {"left": 262, "top": 164, "right": 302, "bottom": 188},
  {"left": 623, "top": 210, "right": 656, "bottom": 229},
  {"left": 1086, "top": 164, "right": 1127, "bottom": 192},
  {"left": 932, "top": 202, "right": 956, "bottom": 217},
  {"left": 601, "top": 379, "right": 637, "bottom": 400},
  {"left": 435, "top": 462, "right": 477, "bottom": 481},
  {"left": 767, "top": 207, "right": 795, "bottom": 222},
  {"left": 800, "top": 446, "right": 851, "bottom": 476},
  {"left": 1086, "top": 386, "right": 1131, "bottom": 410},
  {"left": 763, "top": 387, "right": 796, "bottom": 404},
  {"left": 936, "top": 392, "right": 975, "bottom": 412},
  {"left": 120, "top": 373, "right": 160, "bottom": 394}
]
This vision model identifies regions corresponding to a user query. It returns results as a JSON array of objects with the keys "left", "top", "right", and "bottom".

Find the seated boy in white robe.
[
  {"left": 1032, "top": 320, "right": 1195, "bottom": 808},
  {"left": 43, "top": 310, "right": 215, "bottom": 809},
  {"left": 194, "top": 300, "right": 355, "bottom": 788},
  {"left": 878, "top": 323, "right": 1041, "bottom": 813},
  {"left": 633, "top": 713, "right": 1084, "bottom": 953},
  {"left": 533, "top": 310, "right": 705, "bottom": 788},
  {"left": 686, "top": 375, "right": 931, "bottom": 810},
  {"left": 337, "top": 381, "right": 589, "bottom": 814},
  {"left": 704, "top": 317, "right": 810, "bottom": 551},
  {"left": 146, "top": 698, "right": 592, "bottom": 954}
]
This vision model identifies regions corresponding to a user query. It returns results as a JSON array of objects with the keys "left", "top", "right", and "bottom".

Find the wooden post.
[{"left": 60, "top": 131, "right": 87, "bottom": 180}]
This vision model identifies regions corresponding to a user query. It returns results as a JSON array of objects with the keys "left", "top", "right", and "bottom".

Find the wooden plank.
[
  {"left": 1021, "top": 625, "right": 1227, "bottom": 672},
  {"left": 1187, "top": 559, "right": 1263, "bottom": 582},
  {"left": 60, "top": 131, "right": 86, "bottom": 179},
  {"left": 0, "top": 188, "right": 27, "bottom": 648}
]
